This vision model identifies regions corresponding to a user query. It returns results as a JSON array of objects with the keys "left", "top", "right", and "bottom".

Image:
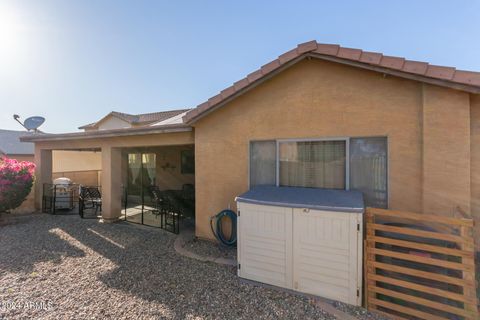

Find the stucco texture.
[
  {"left": 193, "top": 58, "right": 477, "bottom": 246},
  {"left": 470, "top": 94, "right": 480, "bottom": 248}
]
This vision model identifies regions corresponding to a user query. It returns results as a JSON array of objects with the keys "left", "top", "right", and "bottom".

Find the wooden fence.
[{"left": 365, "top": 208, "right": 478, "bottom": 320}]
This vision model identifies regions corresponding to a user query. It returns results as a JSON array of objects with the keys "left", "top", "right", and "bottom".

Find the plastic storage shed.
[{"left": 236, "top": 186, "right": 364, "bottom": 305}]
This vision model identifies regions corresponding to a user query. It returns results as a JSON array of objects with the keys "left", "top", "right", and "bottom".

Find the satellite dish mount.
[{"left": 13, "top": 114, "right": 45, "bottom": 133}]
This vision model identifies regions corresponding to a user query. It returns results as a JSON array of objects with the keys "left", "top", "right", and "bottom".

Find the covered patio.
[
  {"left": 22, "top": 124, "right": 195, "bottom": 233},
  {"left": 120, "top": 145, "right": 195, "bottom": 232}
]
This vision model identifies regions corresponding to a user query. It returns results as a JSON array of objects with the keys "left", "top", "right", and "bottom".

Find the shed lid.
[{"left": 236, "top": 186, "right": 365, "bottom": 213}]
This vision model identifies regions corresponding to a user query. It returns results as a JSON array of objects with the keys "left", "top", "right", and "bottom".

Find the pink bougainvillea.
[{"left": 0, "top": 157, "right": 35, "bottom": 213}]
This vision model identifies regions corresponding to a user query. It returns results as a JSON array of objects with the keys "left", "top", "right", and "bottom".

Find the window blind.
[
  {"left": 279, "top": 141, "right": 346, "bottom": 189},
  {"left": 349, "top": 137, "right": 387, "bottom": 208}
]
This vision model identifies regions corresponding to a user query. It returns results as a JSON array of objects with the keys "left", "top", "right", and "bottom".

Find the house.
[
  {"left": 0, "top": 129, "right": 36, "bottom": 213},
  {"left": 0, "top": 129, "right": 35, "bottom": 162},
  {"left": 1, "top": 129, "right": 103, "bottom": 212},
  {"left": 21, "top": 41, "right": 480, "bottom": 249},
  {"left": 78, "top": 110, "right": 190, "bottom": 131}
]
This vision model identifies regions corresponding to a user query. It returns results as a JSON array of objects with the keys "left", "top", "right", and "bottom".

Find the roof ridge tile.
[
  {"left": 183, "top": 41, "right": 480, "bottom": 124},
  {"left": 425, "top": 64, "right": 456, "bottom": 80}
]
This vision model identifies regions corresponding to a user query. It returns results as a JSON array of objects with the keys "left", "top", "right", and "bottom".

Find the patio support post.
[
  {"left": 101, "top": 146, "right": 122, "bottom": 222},
  {"left": 34, "top": 147, "right": 52, "bottom": 211}
]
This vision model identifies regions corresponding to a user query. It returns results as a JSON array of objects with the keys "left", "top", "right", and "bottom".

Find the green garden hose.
[{"left": 210, "top": 209, "right": 237, "bottom": 246}]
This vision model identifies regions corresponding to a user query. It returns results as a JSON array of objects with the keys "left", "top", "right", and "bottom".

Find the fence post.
[
  {"left": 460, "top": 223, "right": 478, "bottom": 319},
  {"left": 365, "top": 208, "right": 376, "bottom": 311}
]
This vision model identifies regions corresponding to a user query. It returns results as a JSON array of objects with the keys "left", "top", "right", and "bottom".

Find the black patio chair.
[
  {"left": 149, "top": 186, "right": 166, "bottom": 217},
  {"left": 161, "top": 190, "right": 181, "bottom": 234},
  {"left": 79, "top": 186, "right": 102, "bottom": 217}
]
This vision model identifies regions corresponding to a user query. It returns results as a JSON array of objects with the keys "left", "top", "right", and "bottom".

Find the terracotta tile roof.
[
  {"left": 184, "top": 41, "right": 480, "bottom": 124},
  {"left": 79, "top": 109, "right": 190, "bottom": 129}
]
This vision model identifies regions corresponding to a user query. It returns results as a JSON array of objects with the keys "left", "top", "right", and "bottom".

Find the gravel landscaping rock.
[
  {"left": 0, "top": 214, "right": 338, "bottom": 319},
  {"left": 330, "top": 301, "right": 389, "bottom": 320},
  {"left": 182, "top": 237, "right": 237, "bottom": 261}
]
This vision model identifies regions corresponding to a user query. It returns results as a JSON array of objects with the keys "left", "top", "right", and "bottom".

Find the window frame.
[
  {"left": 248, "top": 136, "right": 389, "bottom": 208},
  {"left": 248, "top": 140, "right": 277, "bottom": 189},
  {"left": 349, "top": 136, "right": 389, "bottom": 208},
  {"left": 180, "top": 149, "right": 195, "bottom": 174},
  {"left": 276, "top": 137, "right": 350, "bottom": 190}
]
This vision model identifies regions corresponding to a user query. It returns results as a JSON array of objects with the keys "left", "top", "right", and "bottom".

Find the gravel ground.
[
  {"left": 182, "top": 237, "right": 237, "bottom": 261},
  {"left": 330, "top": 301, "right": 388, "bottom": 320},
  {"left": 0, "top": 214, "right": 338, "bottom": 319}
]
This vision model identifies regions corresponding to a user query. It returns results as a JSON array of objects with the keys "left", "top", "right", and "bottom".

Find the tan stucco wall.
[
  {"left": 193, "top": 58, "right": 475, "bottom": 242},
  {"left": 422, "top": 85, "right": 471, "bottom": 215},
  {"left": 154, "top": 145, "right": 195, "bottom": 190},
  {"left": 6, "top": 154, "right": 34, "bottom": 162},
  {"left": 52, "top": 171, "right": 101, "bottom": 187},
  {"left": 53, "top": 150, "right": 102, "bottom": 172},
  {"left": 470, "top": 94, "right": 480, "bottom": 248}
]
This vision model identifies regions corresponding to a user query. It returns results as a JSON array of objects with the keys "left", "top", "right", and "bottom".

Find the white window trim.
[{"left": 276, "top": 137, "right": 350, "bottom": 190}]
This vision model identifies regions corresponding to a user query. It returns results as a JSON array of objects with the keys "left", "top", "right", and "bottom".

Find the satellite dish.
[{"left": 24, "top": 116, "right": 45, "bottom": 131}]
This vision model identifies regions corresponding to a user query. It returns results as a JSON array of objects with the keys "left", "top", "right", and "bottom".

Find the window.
[
  {"left": 249, "top": 141, "right": 276, "bottom": 187},
  {"left": 349, "top": 137, "right": 387, "bottom": 208},
  {"left": 279, "top": 140, "right": 346, "bottom": 189},
  {"left": 181, "top": 150, "right": 195, "bottom": 174},
  {"left": 249, "top": 137, "right": 388, "bottom": 208}
]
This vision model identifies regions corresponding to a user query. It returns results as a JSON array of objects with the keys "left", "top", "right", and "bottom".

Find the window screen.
[
  {"left": 279, "top": 140, "right": 346, "bottom": 189},
  {"left": 249, "top": 141, "right": 276, "bottom": 187},
  {"left": 349, "top": 137, "right": 388, "bottom": 208}
]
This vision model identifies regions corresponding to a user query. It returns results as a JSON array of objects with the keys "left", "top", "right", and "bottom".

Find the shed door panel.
[
  {"left": 293, "top": 209, "right": 360, "bottom": 305},
  {"left": 238, "top": 203, "right": 293, "bottom": 289}
]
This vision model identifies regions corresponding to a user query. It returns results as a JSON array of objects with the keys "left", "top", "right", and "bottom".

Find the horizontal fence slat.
[
  {"left": 368, "top": 247, "right": 472, "bottom": 272},
  {"left": 368, "top": 261, "right": 469, "bottom": 287},
  {"left": 368, "top": 274, "right": 473, "bottom": 304},
  {"left": 366, "top": 208, "right": 474, "bottom": 227},
  {"left": 366, "top": 208, "right": 478, "bottom": 320},
  {"left": 370, "top": 298, "right": 449, "bottom": 320},
  {"left": 370, "top": 285, "right": 470, "bottom": 317},
  {"left": 367, "top": 235, "right": 472, "bottom": 258},
  {"left": 371, "top": 223, "right": 471, "bottom": 245}
]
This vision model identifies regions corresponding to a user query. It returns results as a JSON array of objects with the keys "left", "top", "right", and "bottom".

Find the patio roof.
[
  {"left": 20, "top": 123, "right": 192, "bottom": 142},
  {"left": 183, "top": 41, "right": 480, "bottom": 124}
]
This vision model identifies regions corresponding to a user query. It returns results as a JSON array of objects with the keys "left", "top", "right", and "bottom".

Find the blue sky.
[{"left": 0, "top": 0, "right": 479, "bottom": 133}]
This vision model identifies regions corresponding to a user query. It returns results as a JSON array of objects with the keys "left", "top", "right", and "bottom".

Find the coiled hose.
[{"left": 210, "top": 209, "right": 237, "bottom": 246}]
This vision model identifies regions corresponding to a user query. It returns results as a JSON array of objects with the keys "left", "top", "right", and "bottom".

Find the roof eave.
[
  {"left": 307, "top": 52, "right": 480, "bottom": 94},
  {"left": 184, "top": 51, "right": 480, "bottom": 125},
  {"left": 20, "top": 124, "right": 192, "bottom": 142}
]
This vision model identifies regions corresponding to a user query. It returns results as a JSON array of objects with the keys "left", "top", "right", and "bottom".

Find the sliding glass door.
[{"left": 124, "top": 152, "right": 157, "bottom": 225}]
